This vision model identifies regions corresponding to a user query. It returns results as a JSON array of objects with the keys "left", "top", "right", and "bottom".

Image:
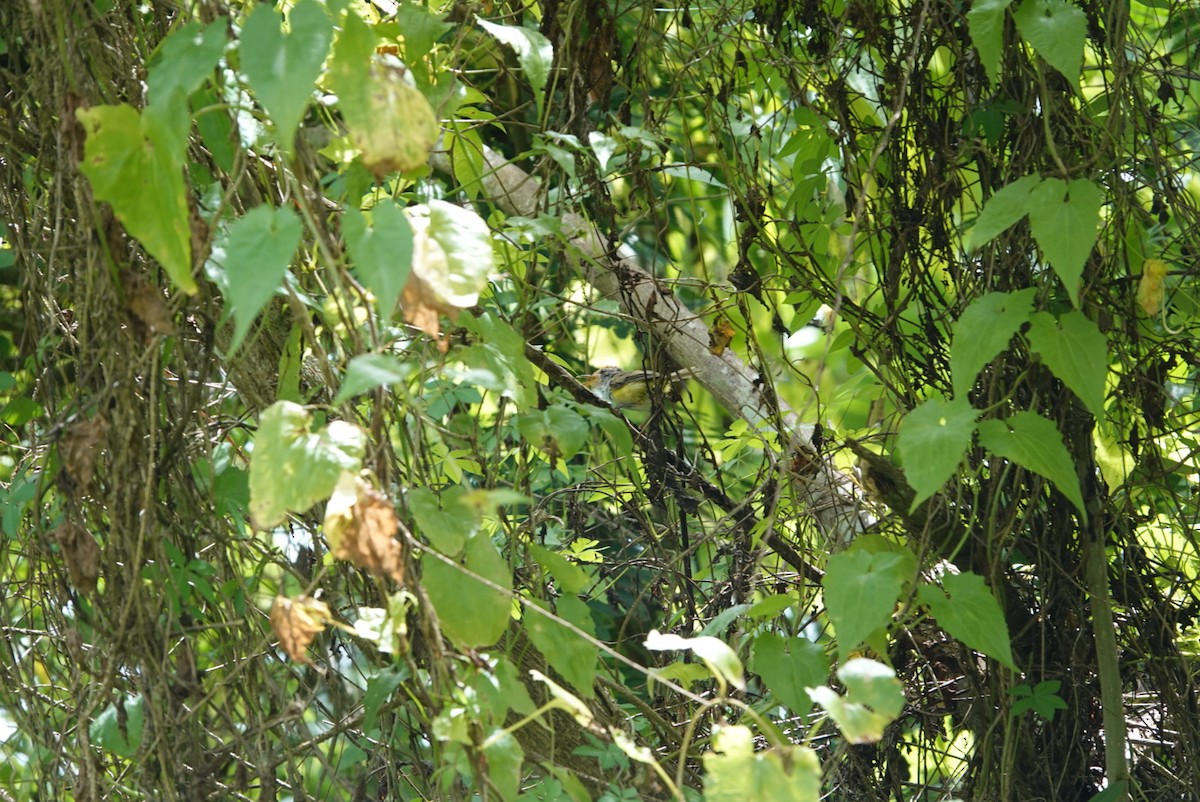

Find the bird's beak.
[{"left": 578, "top": 373, "right": 598, "bottom": 387}]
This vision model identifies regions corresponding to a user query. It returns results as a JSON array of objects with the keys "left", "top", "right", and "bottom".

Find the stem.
[{"left": 1085, "top": 531, "right": 1129, "bottom": 799}]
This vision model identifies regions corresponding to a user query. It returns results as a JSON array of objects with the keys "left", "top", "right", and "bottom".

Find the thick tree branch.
[{"left": 434, "top": 146, "right": 873, "bottom": 547}]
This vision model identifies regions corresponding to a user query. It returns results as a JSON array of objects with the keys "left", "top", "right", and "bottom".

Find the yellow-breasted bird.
[{"left": 579, "top": 366, "right": 694, "bottom": 411}]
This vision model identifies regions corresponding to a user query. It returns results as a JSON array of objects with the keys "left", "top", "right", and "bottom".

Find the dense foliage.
[{"left": 2, "top": 1, "right": 1200, "bottom": 800}]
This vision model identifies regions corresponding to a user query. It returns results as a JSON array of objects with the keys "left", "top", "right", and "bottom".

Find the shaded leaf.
[
  {"left": 206, "top": 205, "right": 302, "bottom": 354},
  {"left": 1026, "top": 310, "right": 1108, "bottom": 416},
  {"left": 1027, "top": 178, "right": 1103, "bottom": 307},
  {"left": 269, "top": 594, "right": 332, "bottom": 663},
  {"left": 239, "top": 0, "right": 333, "bottom": 149},
  {"left": 1013, "top": 0, "right": 1087, "bottom": 86},
  {"left": 967, "top": 0, "right": 1015, "bottom": 85},
  {"left": 525, "top": 596, "right": 597, "bottom": 698},
  {"left": 146, "top": 18, "right": 227, "bottom": 105},
  {"left": 950, "top": 288, "right": 1036, "bottom": 397},
  {"left": 476, "top": 18, "right": 554, "bottom": 118},
  {"left": 967, "top": 174, "right": 1041, "bottom": 249},
  {"left": 335, "top": 353, "right": 412, "bottom": 403},
  {"left": 919, "top": 571, "right": 1018, "bottom": 670},
  {"left": 53, "top": 521, "right": 101, "bottom": 595},
  {"left": 90, "top": 694, "right": 144, "bottom": 758},
  {"left": 324, "top": 472, "right": 405, "bottom": 583},
  {"left": 750, "top": 633, "right": 828, "bottom": 717},
  {"left": 823, "top": 550, "right": 908, "bottom": 660},
  {"left": 344, "top": 201, "right": 413, "bottom": 319},
  {"left": 977, "top": 411, "right": 1086, "bottom": 516},
  {"left": 898, "top": 396, "right": 979, "bottom": 508},
  {"left": 423, "top": 534, "right": 511, "bottom": 648}
]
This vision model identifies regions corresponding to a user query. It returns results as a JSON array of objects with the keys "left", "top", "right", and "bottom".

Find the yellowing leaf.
[{"left": 1137, "top": 258, "right": 1168, "bottom": 316}]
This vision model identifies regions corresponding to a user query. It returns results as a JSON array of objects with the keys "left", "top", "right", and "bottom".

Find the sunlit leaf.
[
  {"left": 249, "top": 401, "right": 366, "bottom": 529},
  {"left": 269, "top": 594, "right": 332, "bottom": 663},
  {"left": 644, "top": 630, "right": 745, "bottom": 691},
  {"left": 476, "top": 18, "right": 554, "bottom": 118},
  {"left": 806, "top": 658, "right": 904, "bottom": 744},
  {"left": 703, "top": 724, "right": 821, "bottom": 802},
  {"left": 324, "top": 472, "right": 405, "bottom": 583},
  {"left": 77, "top": 104, "right": 195, "bottom": 294}
]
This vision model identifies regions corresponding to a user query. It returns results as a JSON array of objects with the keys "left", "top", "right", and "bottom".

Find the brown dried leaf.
[
  {"left": 122, "top": 269, "right": 177, "bottom": 337},
  {"left": 401, "top": 271, "right": 454, "bottom": 352},
  {"left": 53, "top": 521, "right": 101, "bottom": 595},
  {"left": 58, "top": 414, "right": 109, "bottom": 496},
  {"left": 269, "top": 595, "right": 331, "bottom": 664},
  {"left": 325, "top": 473, "right": 405, "bottom": 584}
]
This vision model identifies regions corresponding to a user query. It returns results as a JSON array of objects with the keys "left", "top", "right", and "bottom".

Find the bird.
[{"left": 578, "top": 366, "right": 694, "bottom": 411}]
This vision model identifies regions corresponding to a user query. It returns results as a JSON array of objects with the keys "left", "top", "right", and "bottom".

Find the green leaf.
[
  {"left": 335, "top": 353, "right": 412, "bottom": 403},
  {"left": 950, "top": 288, "right": 1037, "bottom": 397},
  {"left": 918, "top": 571, "right": 1018, "bottom": 670},
  {"left": 528, "top": 542, "right": 590, "bottom": 595},
  {"left": 1026, "top": 311, "right": 1108, "bottom": 416},
  {"left": 207, "top": 205, "right": 302, "bottom": 353},
  {"left": 967, "top": 0, "right": 1015, "bottom": 84},
  {"left": 344, "top": 202, "right": 413, "bottom": 318},
  {"left": 395, "top": 2, "right": 452, "bottom": 68},
  {"left": 977, "top": 411, "right": 1086, "bottom": 517},
  {"left": 409, "top": 200, "right": 495, "bottom": 308},
  {"left": 239, "top": 0, "right": 333, "bottom": 149},
  {"left": 146, "top": 19, "right": 227, "bottom": 105},
  {"left": 806, "top": 658, "right": 904, "bottom": 744},
  {"left": 516, "top": 407, "right": 589, "bottom": 460},
  {"left": 76, "top": 104, "right": 195, "bottom": 294},
  {"left": 703, "top": 724, "right": 821, "bottom": 802},
  {"left": 481, "top": 728, "right": 525, "bottom": 802},
  {"left": 644, "top": 630, "right": 746, "bottom": 692},
  {"left": 1027, "top": 178, "right": 1103, "bottom": 307},
  {"left": 823, "top": 550, "right": 909, "bottom": 660},
  {"left": 1013, "top": 0, "right": 1087, "bottom": 86},
  {"left": 248, "top": 401, "right": 366, "bottom": 529},
  {"left": 90, "top": 694, "right": 144, "bottom": 757},
  {"left": 525, "top": 596, "right": 598, "bottom": 698},
  {"left": 967, "top": 174, "right": 1041, "bottom": 249},
  {"left": 898, "top": 396, "right": 980, "bottom": 508},
  {"left": 476, "top": 18, "right": 554, "bottom": 118},
  {"left": 362, "top": 664, "right": 408, "bottom": 731},
  {"left": 745, "top": 593, "right": 796, "bottom": 620},
  {"left": 750, "top": 633, "right": 829, "bottom": 717},
  {"left": 424, "top": 534, "right": 511, "bottom": 648},
  {"left": 409, "top": 486, "right": 477, "bottom": 556}
]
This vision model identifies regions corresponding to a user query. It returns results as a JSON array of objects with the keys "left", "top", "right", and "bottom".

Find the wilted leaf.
[
  {"left": 53, "top": 521, "right": 101, "bottom": 595},
  {"left": 269, "top": 594, "right": 332, "bottom": 663},
  {"left": 1137, "top": 258, "right": 1168, "bottom": 316},
  {"left": 324, "top": 472, "right": 405, "bottom": 583},
  {"left": 58, "top": 413, "right": 109, "bottom": 494},
  {"left": 122, "top": 269, "right": 177, "bottom": 338},
  {"left": 708, "top": 316, "right": 735, "bottom": 355}
]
